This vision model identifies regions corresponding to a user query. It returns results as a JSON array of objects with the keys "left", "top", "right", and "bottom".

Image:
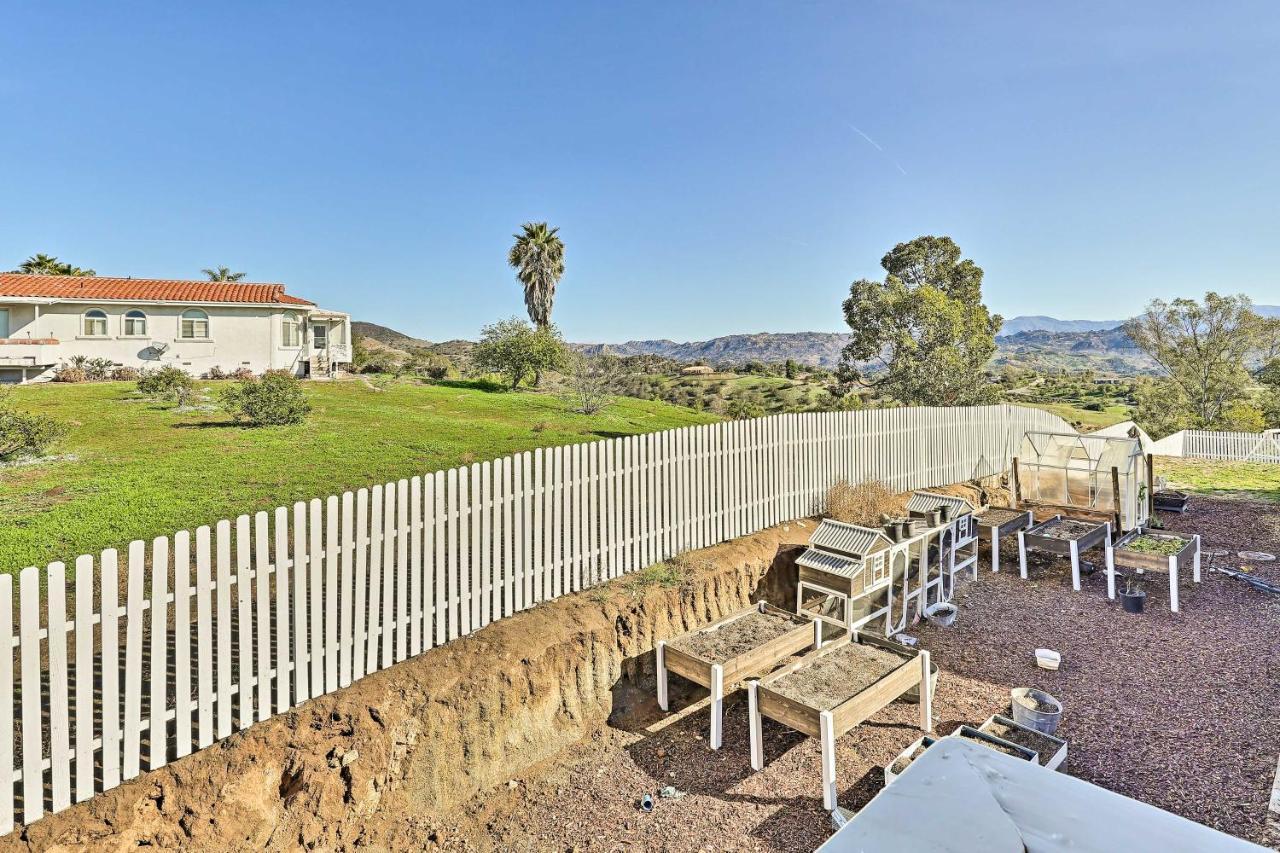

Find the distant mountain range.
[{"left": 355, "top": 308, "right": 1280, "bottom": 376}]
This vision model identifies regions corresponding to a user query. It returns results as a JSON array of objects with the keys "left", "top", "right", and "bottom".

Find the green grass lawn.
[
  {"left": 1, "top": 379, "right": 717, "bottom": 572},
  {"left": 1156, "top": 457, "right": 1280, "bottom": 503},
  {"left": 1027, "top": 401, "right": 1132, "bottom": 431}
]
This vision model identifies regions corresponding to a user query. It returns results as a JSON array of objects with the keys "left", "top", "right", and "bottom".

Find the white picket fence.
[
  {"left": 0, "top": 404, "right": 1069, "bottom": 834},
  {"left": 1150, "top": 428, "right": 1280, "bottom": 463}
]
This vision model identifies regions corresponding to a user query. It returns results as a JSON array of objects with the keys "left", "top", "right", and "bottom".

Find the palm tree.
[
  {"left": 507, "top": 222, "right": 565, "bottom": 328},
  {"left": 16, "top": 254, "right": 96, "bottom": 276},
  {"left": 202, "top": 265, "right": 247, "bottom": 281}
]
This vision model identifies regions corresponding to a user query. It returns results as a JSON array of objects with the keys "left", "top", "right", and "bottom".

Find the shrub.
[
  {"left": 137, "top": 365, "right": 195, "bottom": 406},
  {"left": 205, "top": 365, "right": 228, "bottom": 380},
  {"left": 230, "top": 367, "right": 255, "bottom": 381},
  {"left": 110, "top": 366, "right": 141, "bottom": 381},
  {"left": 471, "top": 318, "right": 568, "bottom": 390},
  {"left": 78, "top": 358, "right": 113, "bottom": 381},
  {"left": 220, "top": 371, "right": 311, "bottom": 426},
  {"left": 0, "top": 390, "right": 68, "bottom": 461},
  {"left": 725, "top": 389, "right": 766, "bottom": 420},
  {"left": 824, "top": 479, "right": 901, "bottom": 526},
  {"left": 560, "top": 353, "right": 620, "bottom": 415},
  {"left": 54, "top": 365, "right": 87, "bottom": 383}
]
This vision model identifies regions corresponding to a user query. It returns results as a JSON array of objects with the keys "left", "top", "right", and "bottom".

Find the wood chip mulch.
[{"left": 427, "top": 496, "right": 1280, "bottom": 851}]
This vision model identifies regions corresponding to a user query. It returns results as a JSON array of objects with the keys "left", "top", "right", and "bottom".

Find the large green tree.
[
  {"left": 838, "top": 236, "right": 1002, "bottom": 406},
  {"left": 202, "top": 265, "right": 246, "bottom": 281},
  {"left": 1125, "top": 293, "right": 1265, "bottom": 428},
  {"left": 472, "top": 317, "right": 567, "bottom": 390},
  {"left": 507, "top": 222, "right": 565, "bottom": 328},
  {"left": 16, "top": 254, "right": 96, "bottom": 276}
]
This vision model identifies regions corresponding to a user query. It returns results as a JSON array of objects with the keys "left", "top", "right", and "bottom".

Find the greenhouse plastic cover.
[
  {"left": 818, "top": 737, "right": 1263, "bottom": 853},
  {"left": 1019, "top": 431, "right": 1142, "bottom": 474}
]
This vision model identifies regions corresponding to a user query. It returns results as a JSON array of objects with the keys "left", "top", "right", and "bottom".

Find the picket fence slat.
[{"left": 2, "top": 405, "right": 1070, "bottom": 835}]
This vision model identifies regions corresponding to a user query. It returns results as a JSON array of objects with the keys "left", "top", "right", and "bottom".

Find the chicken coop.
[
  {"left": 795, "top": 519, "right": 913, "bottom": 633},
  {"left": 1013, "top": 431, "right": 1152, "bottom": 532},
  {"left": 906, "top": 491, "right": 979, "bottom": 595}
]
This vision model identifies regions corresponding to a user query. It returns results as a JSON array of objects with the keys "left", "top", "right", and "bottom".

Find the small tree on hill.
[
  {"left": 561, "top": 352, "right": 621, "bottom": 414},
  {"left": 137, "top": 365, "right": 195, "bottom": 407},
  {"left": 0, "top": 389, "right": 68, "bottom": 461},
  {"left": 220, "top": 370, "right": 311, "bottom": 426},
  {"left": 471, "top": 317, "right": 568, "bottom": 390},
  {"left": 838, "top": 236, "right": 1002, "bottom": 406}
]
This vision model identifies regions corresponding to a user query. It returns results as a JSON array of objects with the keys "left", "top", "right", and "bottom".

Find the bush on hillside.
[
  {"left": 220, "top": 370, "right": 311, "bottom": 426},
  {"left": 137, "top": 365, "right": 195, "bottom": 406},
  {"left": 0, "top": 389, "right": 68, "bottom": 461},
  {"left": 110, "top": 366, "right": 141, "bottom": 381},
  {"left": 471, "top": 318, "right": 567, "bottom": 390},
  {"left": 54, "top": 365, "right": 87, "bottom": 383},
  {"left": 205, "top": 365, "right": 228, "bottom": 380}
]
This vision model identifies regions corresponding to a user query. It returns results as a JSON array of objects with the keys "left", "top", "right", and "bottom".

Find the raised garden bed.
[
  {"left": 1017, "top": 514, "right": 1112, "bottom": 592},
  {"left": 1105, "top": 527, "right": 1202, "bottom": 613},
  {"left": 950, "top": 724, "right": 1038, "bottom": 763},
  {"left": 656, "top": 602, "right": 817, "bottom": 748},
  {"left": 747, "top": 633, "right": 931, "bottom": 809},
  {"left": 1153, "top": 489, "right": 1190, "bottom": 513},
  {"left": 979, "top": 714, "right": 1068, "bottom": 770},
  {"left": 884, "top": 735, "right": 935, "bottom": 784},
  {"left": 974, "top": 508, "right": 1034, "bottom": 573}
]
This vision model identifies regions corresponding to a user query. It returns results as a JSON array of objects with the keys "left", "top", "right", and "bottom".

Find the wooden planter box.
[
  {"left": 1017, "top": 515, "right": 1112, "bottom": 592},
  {"left": 978, "top": 714, "right": 1068, "bottom": 770},
  {"left": 656, "top": 602, "right": 818, "bottom": 749},
  {"left": 884, "top": 735, "right": 936, "bottom": 785},
  {"left": 949, "top": 724, "right": 1038, "bottom": 764},
  {"left": 1153, "top": 490, "right": 1190, "bottom": 513},
  {"left": 974, "top": 508, "right": 1034, "bottom": 574},
  {"left": 747, "top": 633, "right": 932, "bottom": 809},
  {"left": 1105, "top": 527, "right": 1202, "bottom": 613}
]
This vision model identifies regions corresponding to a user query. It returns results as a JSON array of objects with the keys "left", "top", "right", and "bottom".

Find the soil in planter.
[
  {"left": 671, "top": 609, "right": 805, "bottom": 663},
  {"left": 1035, "top": 519, "right": 1104, "bottom": 541},
  {"left": 1014, "top": 693, "right": 1058, "bottom": 714},
  {"left": 977, "top": 508, "right": 1026, "bottom": 527},
  {"left": 768, "top": 643, "right": 905, "bottom": 710},
  {"left": 889, "top": 742, "right": 929, "bottom": 776},
  {"left": 957, "top": 730, "right": 1029, "bottom": 760},
  {"left": 985, "top": 720, "right": 1060, "bottom": 759}
]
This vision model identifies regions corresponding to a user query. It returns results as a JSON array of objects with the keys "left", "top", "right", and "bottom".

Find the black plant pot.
[{"left": 1119, "top": 589, "right": 1146, "bottom": 614}]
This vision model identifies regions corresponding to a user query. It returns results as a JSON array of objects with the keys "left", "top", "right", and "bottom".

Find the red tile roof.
[{"left": 0, "top": 274, "right": 316, "bottom": 306}]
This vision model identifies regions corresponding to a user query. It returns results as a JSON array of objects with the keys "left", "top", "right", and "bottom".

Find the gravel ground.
[{"left": 426, "top": 495, "right": 1280, "bottom": 851}]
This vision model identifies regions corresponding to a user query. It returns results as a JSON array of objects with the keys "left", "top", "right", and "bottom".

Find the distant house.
[
  {"left": 0, "top": 274, "right": 351, "bottom": 384},
  {"left": 681, "top": 364, "right": 714, "bottom": 376}
]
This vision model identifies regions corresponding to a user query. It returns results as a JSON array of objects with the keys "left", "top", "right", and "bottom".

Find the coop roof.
[
  {"left": 818, "top": 737, "right": 1256, "bottom": 853},
  {"left": 808, "top": 519, "right": 891, "bottom": 559},
  {"left": 906, "top": 491, "right": 975, "bottom": 516},
  {"left": 796, "top": 548, "right": 864, "bottom": 578},
  {"left": 1019, "top": 431, "right": 1143, "bottom": 475}
]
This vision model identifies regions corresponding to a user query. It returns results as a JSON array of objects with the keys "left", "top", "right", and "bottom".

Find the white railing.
[
  {"left": 1154, "top": 429, "right": 1280, "bottom": 463},
  {"left": 0, "top": 404, "right": 1070, "bottom": 834}
]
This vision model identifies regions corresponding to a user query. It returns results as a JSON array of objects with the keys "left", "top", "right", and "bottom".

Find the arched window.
[
  {"left": 82, "top": 309, "right": 108, "bottom": 337},
  {"left": 281, "top": 313, "right": 301, "bottom": 347},
  {"left": 180, "top": 308, "right": 209, "bottom": 340},
  {"left": 123, "top": 309, "right": 148, "bottom": 337}
]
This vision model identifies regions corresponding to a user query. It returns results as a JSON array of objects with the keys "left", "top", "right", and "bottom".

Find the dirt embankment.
[{"left": 7, "top": 522, "right": 809, "bottom": 852}]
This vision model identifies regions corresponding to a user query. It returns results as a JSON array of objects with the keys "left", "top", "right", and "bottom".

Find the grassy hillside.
[
  {"left": 1026, "top": 401, "right": 1132, "bottom": 431},
  {"left": 1, "top": 380, "right": 716, "bottom": 571}
]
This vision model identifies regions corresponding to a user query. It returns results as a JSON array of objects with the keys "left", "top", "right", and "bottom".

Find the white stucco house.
[{"left": 0, "top": 274, "right": 352, "bottom": 384}]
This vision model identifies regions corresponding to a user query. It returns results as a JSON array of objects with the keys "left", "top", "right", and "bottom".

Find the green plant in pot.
[{"left": 1119, "top": 571, "right": 1147, "bottom": 614}]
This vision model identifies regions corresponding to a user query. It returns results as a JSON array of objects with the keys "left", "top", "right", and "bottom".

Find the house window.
[
  {"left": 83, "top": 309, "right": 108, "bottom": 337},
  {"left": 180, "top": 309, "right": 210, "bottom": 340},
  {"left": 124, "top": 310, "right": 148, "bottom": 337},
  {"left": 281, "top": 314, "right": 301, "bottom": 347},
  {"left": 312, "top": 323, "right": 327, "bottom": 348}
]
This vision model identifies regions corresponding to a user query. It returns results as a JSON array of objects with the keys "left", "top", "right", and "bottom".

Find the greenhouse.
[{"left": 1014, "top": 431, "right": 1152, "bottom": 532}]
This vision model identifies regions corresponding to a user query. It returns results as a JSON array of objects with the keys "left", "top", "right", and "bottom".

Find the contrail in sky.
[{"left": 847, "top": 122, "right": 908, "bottom": 175}]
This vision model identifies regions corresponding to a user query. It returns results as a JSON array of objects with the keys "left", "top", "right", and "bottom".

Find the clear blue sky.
[{"left": 3, "top": 2, "right": 1278, "bottom": 342}]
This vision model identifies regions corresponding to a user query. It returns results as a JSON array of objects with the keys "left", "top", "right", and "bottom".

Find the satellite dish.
[{"left": 150, "top": 341, "right": 169, "bottom": 354}]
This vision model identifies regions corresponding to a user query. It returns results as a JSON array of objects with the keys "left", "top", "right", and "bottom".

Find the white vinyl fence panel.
[
  {"left": 0, "top": 404, "right": 1069, "bottom": 834},
  {"left": 1175, "top": 429, "right": 1280, "bottom": 463}
]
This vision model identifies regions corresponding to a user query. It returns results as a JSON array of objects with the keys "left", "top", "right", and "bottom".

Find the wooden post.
[
  {"left": 1104, "top": 524, "right": 1116, "bottom": 599},
  {"left": 1169, "top": 553, "right": 1179, "bottom": 613},
  {"left": 710, "top": 663, "right": 724, "bottom": 749},
  {"left": 1111, "top": 465, "right": 1122, "bottom": 535},
  {"left": 819, "top": 710, "right": 838, "bottom": 810},
  {"left": 1011, "top": 457, "right": 1022, "bottom": 507},
  {"left": 655, "top": 641, "right": 668, "bottom": 712},
  {"left": 748, "top": 681, "right": 764, "bottom": 771},
  {"left": 919, "top": 649, "right": 933, "bottom": 733},
  {"left": 1017, "top": 530, "right": 1028, "bottom": 579},
  {"left": 1145, "top": 453, "right": 1155, "bottom": 520}
]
